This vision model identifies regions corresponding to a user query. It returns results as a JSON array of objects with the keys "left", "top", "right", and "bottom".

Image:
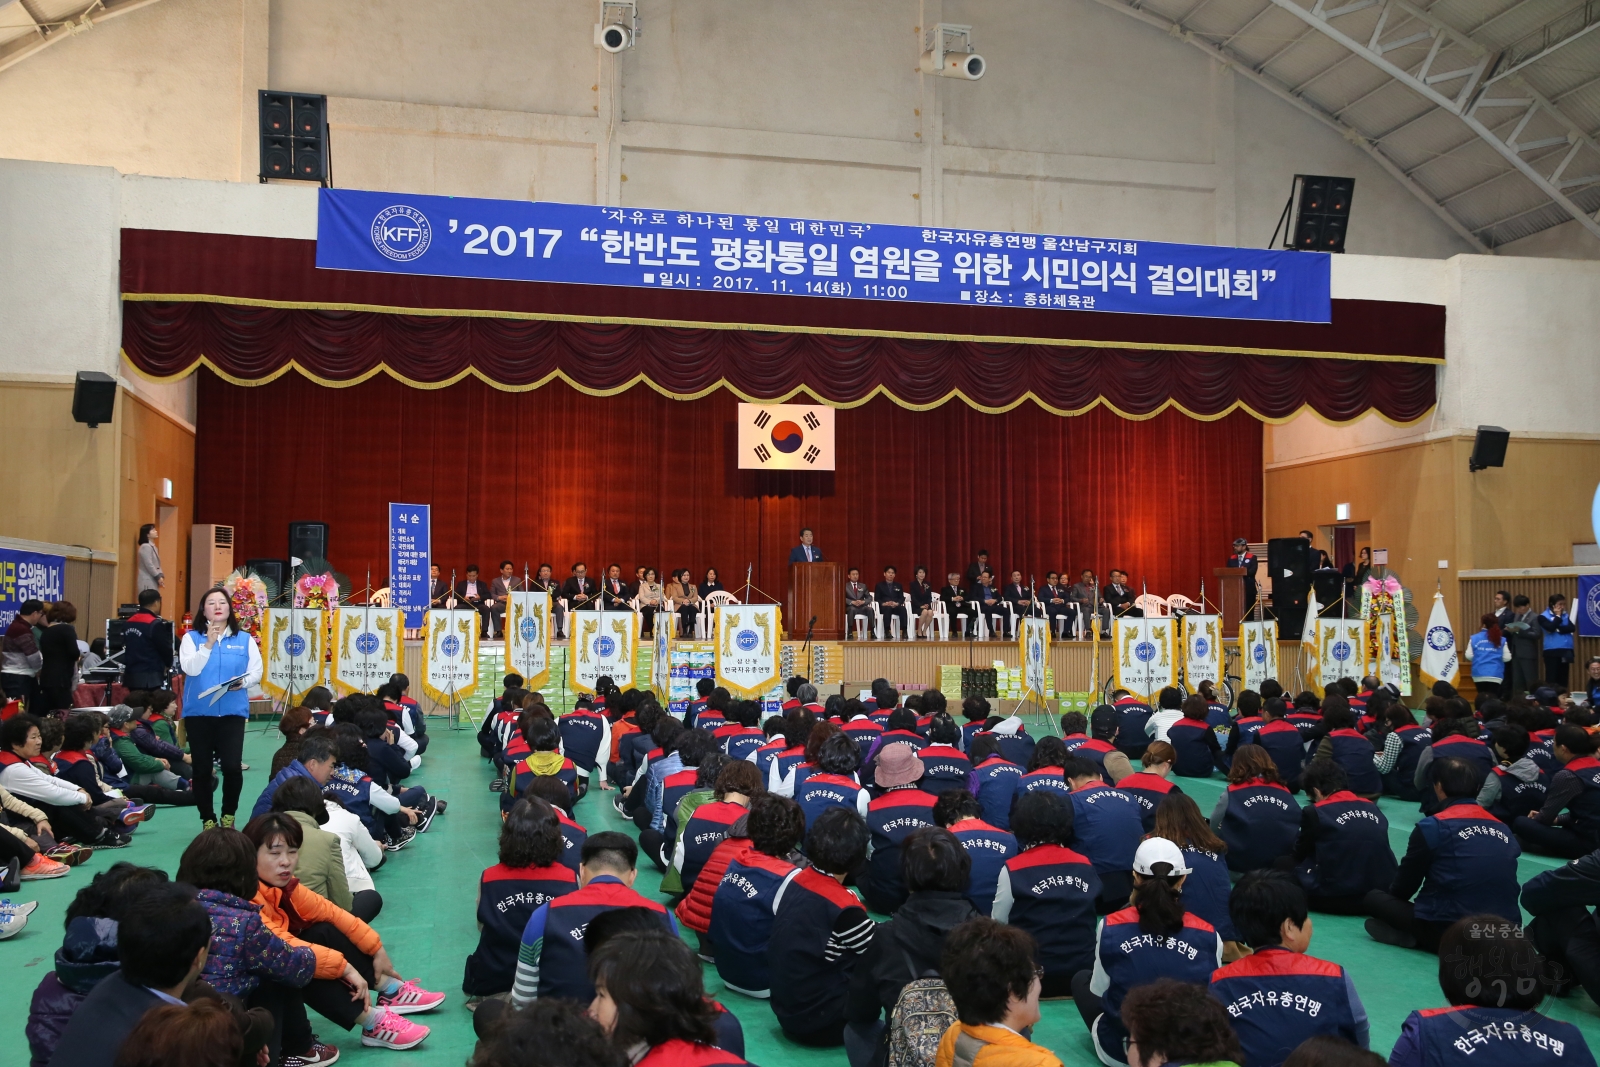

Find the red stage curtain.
[
  {"left": 196, "top": 371, "right": 1262, "bottom": 604},
  {"left": 130, "top": 300, "right": 1435, "bottom": 422}
]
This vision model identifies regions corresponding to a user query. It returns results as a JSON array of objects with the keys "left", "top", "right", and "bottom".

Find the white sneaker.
[
  {"left": 0, "top": 899, "right": 38, "bottom": 920},
  {"left": 0, "top": 909, "right": 29, "bottom": 940}
]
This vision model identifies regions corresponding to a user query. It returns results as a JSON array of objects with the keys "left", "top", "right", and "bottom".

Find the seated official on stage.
[
  {"left": 530, "top": 563, "right": 564, "bottom": 638},
  {"left": 429, "top": 564, "right": 454, "bottom": 610},
  {"left": 908, "top": 566, "right": 934, "bottom": 638},
  {"left": 601, "top": 564, "right": 630, "bottom": 609},
  {"left": 635, "top": 568, "right": 664, "bottom": 637},
  {"left": 1104, "top": 570, "right": 1138, "bottom": 616},
  {"left": 844, "top": 568, "right": 871, "bottom": 638},
  {"left": 940, "top": 571, "right": 970, "bottom": 636},
  {"left": 698, "top": 568, "right": 724, "bottom": 600},
  {"left": 1070, "top": 570, "right": 1104, "bottom": 636},
  {"left": 666, "top": 568, "right": 700, "bottom": 636},
  {"left": 1003, "top": 571, "right": 1033, "bottom": 623},
  {"left": 489, "top": 561, "right": 520, "bottom": 639},
  {"left": 561, "top": 562, "right": 598, "bottom": 612},
  {"left": 875, "top": 567, "right": 905, "bottom": 636},
  {"left": 456, "top": 564, "right": 493, "bottom": 636},
  {"left": 1227, "top": 538, "right": 1259, "bottom": 615},
  {"left": 788, "top": 527, "right": 823, "bottom": 564},
  {"left": 1039, "top": 572, "right": 1073, "bottom": 636},
  {"left": 969, "top": 571, "right": 1006, "bottom": 637}
]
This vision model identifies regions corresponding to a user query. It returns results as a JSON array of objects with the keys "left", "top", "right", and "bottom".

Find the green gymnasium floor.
[{"left": 7, "top": 719, "right": 1600, "bottom": 1067}]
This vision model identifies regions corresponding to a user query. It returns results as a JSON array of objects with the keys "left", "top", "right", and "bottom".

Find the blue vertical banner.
[
  {"left": 0, "top": 547, "right": 64, "bottom": 629},
  {"left": 1578, "top": 574, "right": 1600, "bottom": 637},
  {"left": 388, "top": 504, "right": 430, "bottom": 628}
]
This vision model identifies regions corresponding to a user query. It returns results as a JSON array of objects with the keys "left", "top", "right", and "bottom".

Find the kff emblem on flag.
[{"left": 737, "top": 403, "right": 835, "bottom": 471}]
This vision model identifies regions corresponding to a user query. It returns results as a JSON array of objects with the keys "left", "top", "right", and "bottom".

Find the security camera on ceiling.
[
  {"left": 920, "top": 23, "right": 985, "bottom": 80},
  {"left": 595, "top": 1, "right": 637, "bottom": 52}
]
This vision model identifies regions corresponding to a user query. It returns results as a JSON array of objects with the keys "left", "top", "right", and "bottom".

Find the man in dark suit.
[
  {"left": 1040, "top": 571, "right": 1073, "bottom": 635},
  {"left": 1069, "top": 569, "right": 1102, "bottom": 638},
  {"left": 532, "top": 562, "right": 565, "bottom": 638},
  {"left": 488, "top": 560, "right": 521, "bottom": 639},
  {"left": 456, "top": 564, "right": 493, "bottom": 636},
  {"left": 788, "top": 527, "right": 823, "bottom": 564},
  {"left": 429, "top": 564, "right": 454, "bottom": 610},
  {"left": 844, "top": 568, "right": 871, "bottom": 638},
  {"left": 875, "top": 566, "right": 905, "bottom": 637},
  {"left": 562, "top": 562, "right": 597, "bottom": 612},
  {"left": 940, "top": 571, "right": 970, "bottom": 637},
  {"left": 968, "top": 570, "right": 1005, "bottom": 637},
  {"left": 601, "top": 564, "right": 630, "bottom": 609},
  {"left": 1227, "top": 538, "right": 1259, "bottom": 616},
  {"left": 1104, "top": 569, "right": 1138, "bottom": 617},
  {"left": 1003, "top": 569, "right": 1033, "bottom": 620},
  {"left": 49, "top": 883, "right": 233, "bottom": 1067},
  {"left": 964, "top": 549, "right": 994, "bottom": 588}
]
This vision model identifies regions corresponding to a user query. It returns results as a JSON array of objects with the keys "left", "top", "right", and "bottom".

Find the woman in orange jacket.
[{"left": 244, "top": 813, "right": 444, "bottom": 1053}]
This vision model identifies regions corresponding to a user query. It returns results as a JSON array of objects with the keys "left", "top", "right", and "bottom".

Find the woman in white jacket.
[
  {"left": 0, "top": 714, "right": 112, "bottom": 847},
  {"left": 324, "top": 792, "right": 385, "bottom": 920}
]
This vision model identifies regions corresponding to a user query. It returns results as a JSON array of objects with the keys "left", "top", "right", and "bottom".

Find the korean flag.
[{"left": 737, "top": 403, "right": 835, "bottom": 471}]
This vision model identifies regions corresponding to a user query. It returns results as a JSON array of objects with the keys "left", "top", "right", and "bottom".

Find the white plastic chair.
[
  {"left": 870, "top": 594, "right": 884, "bottom": 641},
  {"left": 931, "top": 593, "right": 951, "bottom": 642},
  {"left": 1133, "top": 593, "right": 1169, "bottom": 617},
  {"left": 1165, "top": 594, "right": 1200, "bottom": 616},
  {"left": 904, "top": 600, "right": 918, "bottom": 641}
]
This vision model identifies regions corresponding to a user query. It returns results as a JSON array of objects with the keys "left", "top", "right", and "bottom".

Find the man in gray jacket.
[
  {"left": 1, "top": 599, "right": 45, "bottom": 709},
  {"left": 1504, "top": 594, "right": 1541, "bottom": 698}
]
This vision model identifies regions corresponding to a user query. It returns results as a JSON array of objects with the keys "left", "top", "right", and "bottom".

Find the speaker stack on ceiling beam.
[
  {"left": 259, "top": 90, "right": 330, "bottom": 184},
  {"left": 1287, "top": 174, "right": 1355, "bottom": 253}
]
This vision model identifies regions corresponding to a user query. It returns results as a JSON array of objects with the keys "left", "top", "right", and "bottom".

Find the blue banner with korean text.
[
  {"left": 388, "top": 504, "right": 430, "bottom": 628},
  {"left": 317, "top": 188, "right": 1332, "bottom": 324},
  {"left": 0, "top": 547, "right": 64, "bottom": 630}
]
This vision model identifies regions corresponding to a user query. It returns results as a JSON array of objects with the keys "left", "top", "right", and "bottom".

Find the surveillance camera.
[
  {"left": 595, "top": 22, "right": 631, "bottom": 51},
  {"left": 920, "top": 48, "right": 985, "bottom": 80}
]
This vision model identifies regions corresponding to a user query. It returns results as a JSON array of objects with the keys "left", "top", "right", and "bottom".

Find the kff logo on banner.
[{"left": 737, "top": 403, "right": 835, "bottom": 471}]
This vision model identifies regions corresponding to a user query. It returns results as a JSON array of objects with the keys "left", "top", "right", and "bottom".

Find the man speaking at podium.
[{"left": 788, "top": 527, "right": 823, "bottom": 564}]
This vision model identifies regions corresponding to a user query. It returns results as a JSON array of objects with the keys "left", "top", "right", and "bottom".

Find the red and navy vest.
[
  {"left": 1097, "top": 908, "right": 1219, "bottom": 1018},
  {"left": 916, "top": 744, "right": 972, "bottom": 795},
  {"left": 865, "top": 786, "right": 939, "bottom": 910},
  {"left": 557, "top": 709, "right": 607, "bottom": 772},
  {"left": 750, "top": 738, "right": 787, "bottom": 782},
  {"left": 710, "top": 848, "right": 798, "bottom": 994},
  {"left": 1286, "top": 711, "right": 1323, "bottom": 742},
  {"left": 555, "top": 809, "right": 587, "bottom": 873},
  {"left": 1112, "top": 699, "right": 1154, "bottom": 750},
  {"left": 1253, "top": 719, "right": 1308, "bottom": 785},
  {"left": 1071, "top": 738, "right": 1119, "bottom": 783},
  {"left": 948, "top": 816, "right": 1017, "bottom": 916},
  {"left": 1167, "top": 719, "right": 1219, "bottom": 778},
  {"left": 768, "top": 866, "right": 868, "bottom": 1030},
  {"left": 1067, "top": 782, "right": 1144, "bottom": 875},
  {"left": 1060, "top": 732, "right": 1091, "bottom": 753},
  {"left": 507, "top": 755, "right": 577, "bottom": 813},
  {"left": 1399, "top": 1006, "right": 1592, "bottom": 1067},
  {"left": 1230, "top": 716, "right": 1265, "bottom": 750},
  {"left": 1431, "top": 734, "right": 1496, "bottom": 775},
  {"left": 795, "top": 772, "right": 866, "bottom": 828},
  {"left": 619, "top": 732, "right": 656, "bottom": 781},
  {"left": 960, "top": 720, "right": 988, "bottom": 751},
  {"left": 974, "top": 756, "right": 1022, "bottom": 830},
  {"left": 462, "top": 862, "right": 577, "bottom": 995},
  {"left": 693, "top": 707, "right": 728, "bottom": 731},
  {"left": 1218, "top": 779, "right": 1301, "bottom": 873},
  {"left": 1298, "top": 791, "right": 1396, "bottom": 899},
  {"left": 1177, "top": 847, "right": 1238, "bottom": 942},
  {"left": 1325, "top": 729, "right": 1382, "bottom": 795},
  {"left": 539, "top": 878, "right": 670, "bottom": 1001},
  {"left": 660, "top": 768, "right": 701, "bottom": 838},
  {"left": 1002, "top": 844, "right": 1101, "bottom": 975},
  {"left": 1018, "top": 765, "right": 1071, "bottom": 802},
  {"left": 1385, "top": 724, "right": 1433, "bottom": 799},
  {"left": 1560, "top": 755, "right": 1600, "bottom": 836},
  {"left": 1413, "top": 804, "right": 1522, "bottom": 923},
  {"left": 986, "top": 728, "right": 1036, "bottom": 768},
  {"left": 636, "top": 1038, "right": 749, "bottom": 1067},
  {"left": 842, "top": 719, "right": 883, "bottom": 763},
  {"left": 1114, "top": 772, "right": 1180, "bottom": 833},
  {"left": 679, "top": 801, "right": 747, "bottom": 890},
  {"left": 1488, "top": 765, "right": 1548, "bottom": 822},
  {"left": 325, "top": 766, "right": 382, "bottom": 840},
  {"left": 716, "top": 725, "right": 766, "bottom": 762},
  {"left": 1210, "top": 947, "right": 1361, "bottom": 1067}
]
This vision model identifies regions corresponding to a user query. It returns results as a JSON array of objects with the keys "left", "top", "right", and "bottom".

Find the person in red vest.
[
  {"left": 1291, "top": 757, "right": 1397, "bottom": 914},
  {"left": 588, "top": 928, "right": 751, "bottom": 1067},
  {"left": 1513, "top": 725, "right": 1600, "bottom": 858},
  {"left": 1115, "top": 741, "right": 1182, "bottom": 833},
  {"left": 462, "top": 797, "right": 577, "bottom": 1001}
]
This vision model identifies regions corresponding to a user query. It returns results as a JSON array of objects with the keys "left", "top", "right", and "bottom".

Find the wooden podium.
[
  {"left": 1214, "top": 567, "right": 1247, "bottom": 639},
  {"left": 789, "top": 562, "right": 842, "bottom": 640}
]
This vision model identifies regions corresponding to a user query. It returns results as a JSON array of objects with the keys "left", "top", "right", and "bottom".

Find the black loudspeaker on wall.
[
  {"left": 259, "top": 91, "right": 329, "bottom": 183},
  {"left": 1266, "top": 536, "right": 1312, "bottom": 634},
  {"left": 245, "top": 559, "right": 289, "bottom": 595},
  {"left": 288, "top": 523, "right": 329, "bottom": 564},
  {"left": 71, "top": 371, "right": 117, "bottom": 428},
  {"left": 1271, "top": 175, "right": 1355, "bottom": 254},
  {"left": 1469, "top": 425, "right": 1510, "bottom": 472}
]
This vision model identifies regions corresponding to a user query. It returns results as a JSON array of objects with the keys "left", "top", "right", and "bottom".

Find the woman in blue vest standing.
[
  {"left": 1464, "top": 613, "right": 1509, "bottom": 699},
  {"left": 179, "top": 586, "right": 262, "bottom": 829},
  {"left": 1539, "top": 594, "right": 1576, "bottom": 689}
]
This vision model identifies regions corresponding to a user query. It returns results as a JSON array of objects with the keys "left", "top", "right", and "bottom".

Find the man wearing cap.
[
  {"left": 862, "top": 743, "right": 938, "bottom": 914},
  {"left": 106, "top": 705, "right": 186, "bottom": 791},
  {"left": 1227, "top": 539, "right": 1259, "bottom": 617}
]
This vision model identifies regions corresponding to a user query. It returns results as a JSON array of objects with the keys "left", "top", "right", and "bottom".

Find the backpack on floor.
[{"left": 886, "top": 949, "right": 958, "bottom": 1067}]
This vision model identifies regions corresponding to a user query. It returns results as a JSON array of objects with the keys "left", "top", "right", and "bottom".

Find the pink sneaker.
[
  {"left": 360, "top": 1009, "right": 430, "bottom": 1049},
  {"left": 376, "top": 978, "right": 446, "bottom": 1014}
]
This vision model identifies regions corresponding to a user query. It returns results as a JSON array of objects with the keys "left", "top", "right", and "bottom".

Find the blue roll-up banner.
[
  {"left": 1578, "top": 574, "right": 1600, "bottom": 638},
  {"left": 388, "top": 503, "right": 430, "bottom": 628},
  {"left": 0, "top": 548, "right": 64, "bottom": 630},
  {"left": 317, "top": 188, "right": 1333, "bottom": 324}
]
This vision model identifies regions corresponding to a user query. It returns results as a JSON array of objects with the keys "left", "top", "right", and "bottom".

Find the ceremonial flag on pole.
[
  {"left": 1300, "top": 588, "right": 1322, "bottom": 695},
  {"left": 1113, "top": 617, "right": 1175, "bottom": 703},
  {"left": 331, "top": 605, "right": 403, "bottom": 694},
  {"left": 1182, "top": 615, "right": 1222, "bottom": 688},
  {"left": 570, "top": 610, "right": 638, "bottom": 694},
  {"left": 261, "top": 607, "right": 325, "bottom": 702},
  {"left": 652, "top": 624, "right": 671, "bottom": 700},
  {"left": 1241, "top": 620, "right": 1279, "bottom": 690},
  {"left": 1316, "top": 618, "right": 1365, "bottom": 690},
  {"left": 505, "top": 591, "right": 551, "bottom": 690},
  {"left": 715, "top": 603, "right": 782, "bottom": 698},
  {"left": 1020, "top": 616, "right": 1051, "bottom": 703},
  {"left": 420, "top": 609, "right": 480, "bottom": 705},
  {"left": 1419, "top": 590, "right": 1459, "bottom": 687}
]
